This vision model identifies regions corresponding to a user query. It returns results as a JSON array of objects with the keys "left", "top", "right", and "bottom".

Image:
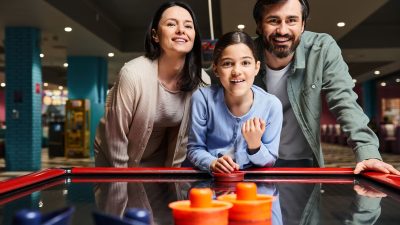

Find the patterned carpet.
[
  {"left": 322, "top": 143, "right": 400, "bottom": 170},
  {"left": 0, "top": 144, "right": 399, "bottom": 180}
]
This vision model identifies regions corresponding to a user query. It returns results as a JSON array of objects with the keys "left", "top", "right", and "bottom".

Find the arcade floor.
[{"left": 0, "top": 143, "right": 399, "bottom": 181}]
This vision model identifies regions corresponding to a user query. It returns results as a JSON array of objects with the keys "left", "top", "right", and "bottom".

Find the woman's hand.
[
  {"left": 211, "top": 155, "right": 239, "bottom": 173},
  {"left": 242, "top": 118, "right": 266, "bottom": 151}
]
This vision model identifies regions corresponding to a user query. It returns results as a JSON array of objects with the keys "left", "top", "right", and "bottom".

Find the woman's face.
[{"left": 154, "top": 6, "right": 196, "bottom": 57}]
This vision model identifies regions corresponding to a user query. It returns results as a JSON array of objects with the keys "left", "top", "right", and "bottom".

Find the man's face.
[{"left": 258, "top": 0, "right": 305, "bottom": 58}]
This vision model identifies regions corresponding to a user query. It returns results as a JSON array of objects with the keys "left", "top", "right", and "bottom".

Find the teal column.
[
  {"left": 67, "top": 56, "right": 107, "bottom": 156},
  {"left": 5, "top": 27, "right": 42, "bottom": 171},
  {"left": 362, "top": 80, "right": 377, "bottom": 120}
]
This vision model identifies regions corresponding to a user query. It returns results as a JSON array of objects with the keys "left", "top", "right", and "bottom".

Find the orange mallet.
[
  {"left": 169, "top": 188, "right": 233, "bottom": 225},
  {"left": 217, "top": 182, "right": 274, "bottom": 222}
]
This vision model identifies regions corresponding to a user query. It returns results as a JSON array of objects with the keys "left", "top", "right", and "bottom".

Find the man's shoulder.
[{"left": 301, "top": 31, "right": 336, "bottom": 48}]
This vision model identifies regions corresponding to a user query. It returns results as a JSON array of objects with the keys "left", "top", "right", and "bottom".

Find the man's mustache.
[{"left": 270, "top": 33, "right": 294, "bottom": 40}]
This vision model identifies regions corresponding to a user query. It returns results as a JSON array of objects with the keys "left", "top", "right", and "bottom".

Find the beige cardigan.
[{"left": 94, "top": 56, "right": 209, "bottom": 167}]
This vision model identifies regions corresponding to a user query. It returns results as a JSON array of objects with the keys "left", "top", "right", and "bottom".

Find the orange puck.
[
  {"left": 169, "top": 188, "right": 232, "bottom": 225},
  {"left": 217, "top": 182, "right": 274, "bottom": 222}
]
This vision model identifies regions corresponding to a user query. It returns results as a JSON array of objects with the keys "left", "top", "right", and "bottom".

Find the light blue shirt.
[{"left": 187, "top": 85, "right": 283, "bottom": 172}]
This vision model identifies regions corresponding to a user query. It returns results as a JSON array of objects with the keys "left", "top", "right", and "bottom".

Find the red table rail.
[
  {"left": 1, "top": 167, "right": 399, "bottom": 196},
  {"left": 70, "top": 167, "right": 355, "bottom": 175},
  {"left": 0, "top": 168, "right": 66, "bottom": 195}
]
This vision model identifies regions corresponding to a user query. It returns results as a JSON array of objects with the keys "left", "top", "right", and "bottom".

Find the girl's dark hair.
[
  {"left": 213, "top": 31, "right": 258, "bottom": 65},
  {"left": 144, "top": 1, "right": 204, "bottom": 92},
  {"left": 253, "top": 0, "right": 310, "bottom": 35}
]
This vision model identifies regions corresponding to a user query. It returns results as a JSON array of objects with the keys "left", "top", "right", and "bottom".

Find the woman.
[{"left": 94, "top": 1, "right": 210, "bottom": 167}]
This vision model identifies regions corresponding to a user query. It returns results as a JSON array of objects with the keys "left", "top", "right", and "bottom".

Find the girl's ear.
[
  {"left": 255, "top": 61, "right": 261, "bottom": 76},
  {"left": 212, "top": 64, "right": 219, "bottom": 77}
]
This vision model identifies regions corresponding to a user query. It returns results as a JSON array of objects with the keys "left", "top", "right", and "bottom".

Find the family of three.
[{"left": 94, "top": 0, "right": 400, "bottom": 176}]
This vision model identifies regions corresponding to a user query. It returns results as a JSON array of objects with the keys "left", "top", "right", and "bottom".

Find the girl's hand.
[
  {"left": 211, "top": 155, "right": 239, "bottom": 173},
  {"left": 242, "top": 117, "right": 266, "bottom": 151}
]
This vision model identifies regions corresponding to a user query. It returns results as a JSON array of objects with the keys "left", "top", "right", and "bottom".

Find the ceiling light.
[
  {"left": 374, "top": 70, "right": 381, "bottom": 75},
  {"left": 380, "top": 82, "right": 386, "bottom": 87},
  {"left": 108, "top": 52, "right": 114, "bottom": 57},
  {"left": 396, "top": 78, "right": 400, "bottom": 83},
  {"left": 58, "top": 86, "right": 64, "bottom": 90},
  {"left": 43, "top": 82, "right": 48, "bottom": 87},
  {"left": 63, "top": 63, "right": 68, "bottom": 68},
  {"left": 40, "top": 53, "right": 44, "bottom": 58},
  {"left": 237, "top": 24, "right": 245, "bottom": 30},
  {"left": 337, "top": 22, "right": 345, "bottom": 27},
  {"left": 0, "top": 83, "right": 5, "bottom": 87},
  {"left": 64, "top": 27, "right": 72, "bottom": 32},
  {"left": 352, "top": 79, "right": 357, "bottom": 83}
]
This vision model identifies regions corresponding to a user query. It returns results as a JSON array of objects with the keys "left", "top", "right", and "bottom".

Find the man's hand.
[
  {"left": 354, "top": 158, "right": 400, "bottom": 175},
  {"left": 353, "top": 184, "right": 387, "bottom": 198},
  {"left": 242, "top": 118, "right": 266, "bottom": 150},
  {"left": 211, "top": 155, "right": 239, "bottom": 174}
]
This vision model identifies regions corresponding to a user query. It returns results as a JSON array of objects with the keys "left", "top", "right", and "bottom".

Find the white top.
[{"left": 264, "top": 63, "right": 313, "bottom": 160}]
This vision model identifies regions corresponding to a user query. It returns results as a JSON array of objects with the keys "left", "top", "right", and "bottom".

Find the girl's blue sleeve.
[
  {"left": 247, "top": 96, "right": 282, "bottom": 167},
  {"left": 187, "top": 89, "right": 217, "bottom": 172}
]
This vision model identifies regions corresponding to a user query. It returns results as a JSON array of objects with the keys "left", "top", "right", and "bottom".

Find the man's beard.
[{"left": 264, "top": 33, "right": 300, "bottom": 58}]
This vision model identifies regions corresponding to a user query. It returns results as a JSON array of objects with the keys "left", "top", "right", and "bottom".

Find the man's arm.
[{"left": 322, "top": 39, "right": 400, "bottom": 175}]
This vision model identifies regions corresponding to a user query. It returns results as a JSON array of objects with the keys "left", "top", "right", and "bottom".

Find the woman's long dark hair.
[{"left": 144, "top": 1, "right": 205, "bottom": 92}]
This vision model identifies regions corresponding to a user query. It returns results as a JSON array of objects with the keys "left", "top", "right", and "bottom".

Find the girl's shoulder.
[
  {"left": 192, "top": 85, "right": 222, "bottom": 102},
  {"left": 252, "top": 85, "right": 281, "bottom": 106},
  {"left": 194, "top": 84, "right": 220, "bottom": 94}
]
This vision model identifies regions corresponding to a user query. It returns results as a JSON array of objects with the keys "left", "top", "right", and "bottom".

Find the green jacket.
[{"left": 253, "top": 31, "right": 382, "bottom": 166}]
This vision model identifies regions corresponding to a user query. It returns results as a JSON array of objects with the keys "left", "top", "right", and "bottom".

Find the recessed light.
[
  {"left": 396, "top": 78, "right": 400, "bottom": 83},
  {"left": 43, "top": 83, "right": 48, "bottom": 87},
  {"left": 237, "top": 24, "right": 245, "bottom": 30},
  {"left": 352, "top": 79, "right": 357, "bottom": 83},
  {"left": 40, "top": 53, "right": 44, "bottom": 58},
  {"left": 64, "top": 27, "right": 72, "bottom": 32},
  {"left": 374, "top": 70, "right": 381, "bottom": 75},
  {"left": 108, "top": 52, "right": 114, "bottom": 57},
  {"left": 63, "top": 63, "right": 68, "bottom": 67},
  {"left": 337, "top": 22, "right": 345, "bottom": 27},
  {"left": 58, "top": 86, "right": 64, "bottom": 90},
  {"left": 0, "top": 83, "right": 5, "bottom": 87},
  {"left": 380, "top": 82, "right": 386, "bottom": 87}
]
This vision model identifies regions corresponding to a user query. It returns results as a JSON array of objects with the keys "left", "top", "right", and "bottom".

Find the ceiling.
[{"left": 0, "top": 0, "right": 399, "bottom": 88}]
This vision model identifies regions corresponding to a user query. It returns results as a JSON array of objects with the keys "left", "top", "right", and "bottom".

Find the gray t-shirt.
[
  {"left": 140, "top": 81, "right": 185, "bottom": 166},
  {"left": 265, "top": 63, "right": 313, "bottom": 160}
]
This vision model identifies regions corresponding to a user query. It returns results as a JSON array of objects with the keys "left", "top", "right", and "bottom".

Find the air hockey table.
[{"left": 0, "top": 167, "right": 399, "bottom": 225}]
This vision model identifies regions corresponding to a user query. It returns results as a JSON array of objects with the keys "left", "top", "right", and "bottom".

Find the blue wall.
[
  {"left": 67, "top": 56, "right": 107, "bottom": 156},
  {"left": 5, "top": 27, "right": 42, "bottom": 171}
]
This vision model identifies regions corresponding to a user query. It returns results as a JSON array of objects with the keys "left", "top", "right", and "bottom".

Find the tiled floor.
[{"left": 0, "top": 143, "right": 399, "bottom": 181}]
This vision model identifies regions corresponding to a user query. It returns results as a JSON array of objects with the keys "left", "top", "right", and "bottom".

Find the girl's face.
[
  {"left": 214, "top": 43, "right": 260, "bottom": 98},
  {"left": 153, "top": 6, "right": 196, "bottom": 57}
]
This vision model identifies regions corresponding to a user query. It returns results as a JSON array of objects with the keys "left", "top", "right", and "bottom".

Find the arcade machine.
[{"left": 64, "top": 99, "right": 90, "bottom": 158}]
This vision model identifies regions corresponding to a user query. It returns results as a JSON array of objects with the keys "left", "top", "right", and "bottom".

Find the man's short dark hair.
[{"left": 253, "top": 0, "right": 310, "bottom": 33}]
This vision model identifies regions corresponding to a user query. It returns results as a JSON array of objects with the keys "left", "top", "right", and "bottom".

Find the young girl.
[{"left": 187, "top": 31, "right": 283, "bottom": 173}]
